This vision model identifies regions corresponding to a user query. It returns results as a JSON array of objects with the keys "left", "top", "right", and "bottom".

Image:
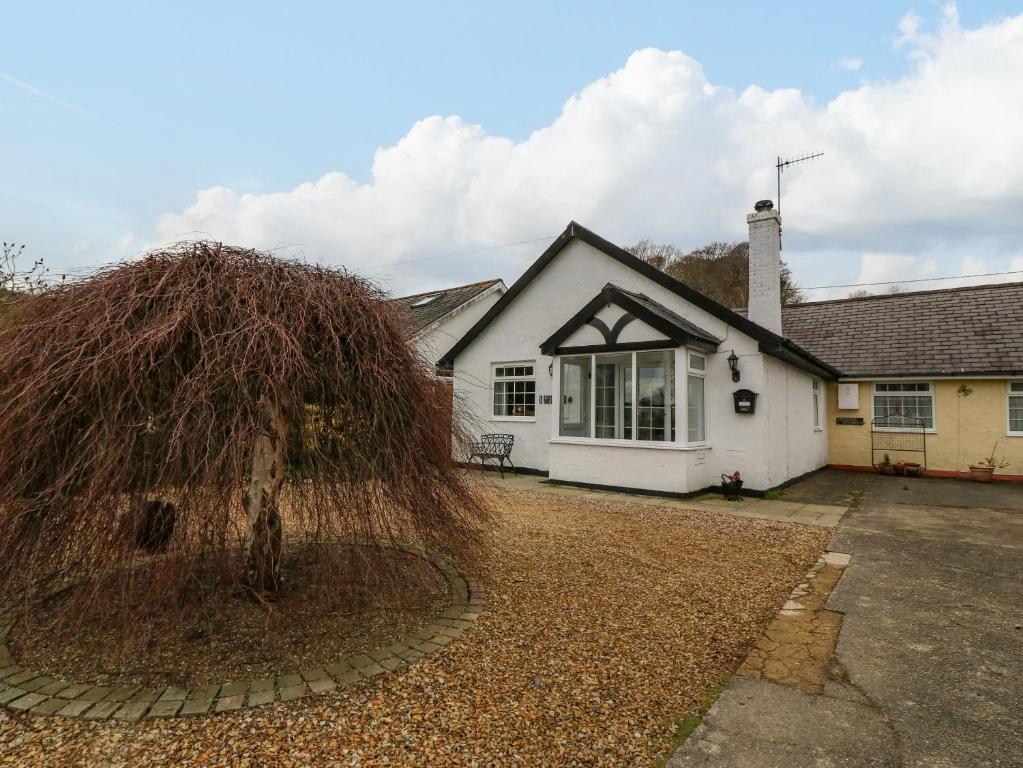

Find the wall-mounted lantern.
[{"left": 727, "top": 350, "right": 741, "bottom": 382}]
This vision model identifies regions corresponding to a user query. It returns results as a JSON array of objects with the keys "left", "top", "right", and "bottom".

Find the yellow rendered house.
[{"left": 783, "top": 283, "right": 1023, "bottom": 480}]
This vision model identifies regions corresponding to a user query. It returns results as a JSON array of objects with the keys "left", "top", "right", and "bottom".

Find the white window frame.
[
  {"left": 1008, "top": 381, "right": 1023, "bottom": 437},
  {"left": 553, "top": 348, "right": 682, "bottom": 446},
  {"left": 812, "top": 379, "right": 822, "bottom": 431},
  {"left": 491, "top": 361, "right": 536, "bottom": 422},
  {"left": 686, "top": 351, "right": 707, "bottom": 445},
  {"left": 871, "top": 381, "right": 936, "bottom": 433}
]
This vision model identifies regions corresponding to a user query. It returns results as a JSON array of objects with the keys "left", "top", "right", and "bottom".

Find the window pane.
[
  {"left": 874, "top": 394, "right": 933, "bottom": 429},
  {"left": 687, "top": 374, "right": 705, "bottom": 442},
  {"left": 1011, "top": 382, "right": 1023, "bottom": 393},
  {"left": 689, "top": 352, "right": 705, "bottom": 372},
  {"left": 559, "top": 356, "right": 591, "bottom": 437},
  {"left": 637, "top": 351, "right": 674, "bottom": 442},
  {"left": 595, "top": 353, "right": 632, "bottom": 439},
  {"left": 876, "top": 382, "right": 929, "bottom": 392},
  {"left": 493, "top": 373, "right": 535, "bottom": 417},
  {"left": 1010, "top": 395, "right": 1023, "bottom": 432}
]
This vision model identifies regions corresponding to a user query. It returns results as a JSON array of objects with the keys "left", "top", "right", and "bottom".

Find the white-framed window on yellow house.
[
  {"left": 872, "top": 382, "right": 935, "bottom": 431},
  {"left": 812, "top": 379, "right": 822, "bottom": 430},
  {"left": 1008, "top": 382, "right": 1023, "bottom": 436}
]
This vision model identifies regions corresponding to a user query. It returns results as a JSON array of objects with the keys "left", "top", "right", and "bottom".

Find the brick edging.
[{"left": 0, "top": 549, "right": 484, "bottom": 722}]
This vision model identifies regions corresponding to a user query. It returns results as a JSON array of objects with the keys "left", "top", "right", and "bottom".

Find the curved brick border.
[{"left": 0, "top": 549, "right": 485, "bottom": 722}]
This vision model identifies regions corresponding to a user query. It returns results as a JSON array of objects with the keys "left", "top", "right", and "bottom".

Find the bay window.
[
  {"left": 558, "top": 348, "right": 701, "bottom": 444},
  {"left": 872, "top": 382, "right": 934, "bottom": 430}
]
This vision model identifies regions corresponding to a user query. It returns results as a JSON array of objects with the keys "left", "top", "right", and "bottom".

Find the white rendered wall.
[
  {"left": 415, "top": 289, "right": 504, "bottom": 370},
  {"left": 452, "top": 238, "right": 811, "bottom": 490},
  {"left": 763, "top": 357, "right": 829, "bottom": 487},
  {"left": 747, "top": 208, "right": 782, "bottom": 335}
]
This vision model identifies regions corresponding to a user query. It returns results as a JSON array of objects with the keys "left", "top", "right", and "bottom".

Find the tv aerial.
[
  {"left": 775, "top": 151, "right": 823, "bottom": 249},
  {"left": 776, "top": 152, "right": 823, "bottom": 215}
]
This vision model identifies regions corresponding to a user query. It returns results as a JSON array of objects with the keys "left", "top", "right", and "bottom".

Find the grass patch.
[{"left": 652, "top": 679, "right": 731, "bottom": 767}]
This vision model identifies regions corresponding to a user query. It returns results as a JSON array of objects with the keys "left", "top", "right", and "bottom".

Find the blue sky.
[{"left": 3, "top": 1, "right": 1023, "bottom": 297}]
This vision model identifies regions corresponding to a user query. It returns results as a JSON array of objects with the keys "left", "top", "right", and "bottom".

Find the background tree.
[
  {"left": 627, "top": 239, "right": 805, "bottom": 307},
  {"left": 0, "top": 242, "right": 489, "bottom": 634}
]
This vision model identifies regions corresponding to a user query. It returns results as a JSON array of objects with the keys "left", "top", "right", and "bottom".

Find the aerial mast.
[{"left": 774, "top": 151, "right": 823, "bottom": 249}]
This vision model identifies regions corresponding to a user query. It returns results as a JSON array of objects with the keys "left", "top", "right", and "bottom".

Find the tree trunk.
[{"left": 242, "top": 397, "right": 286, "bottom": 592}]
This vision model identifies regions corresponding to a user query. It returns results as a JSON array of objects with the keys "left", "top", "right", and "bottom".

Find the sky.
[{"left": 3, "top": 1, "right": 1023, "bottom": 299}]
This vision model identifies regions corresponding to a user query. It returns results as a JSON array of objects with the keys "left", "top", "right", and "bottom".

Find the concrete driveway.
[{"left": 669, "top": 471, "right": 1023, "bottom": 768}]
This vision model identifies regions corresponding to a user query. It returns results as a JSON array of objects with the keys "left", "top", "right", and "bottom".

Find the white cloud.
[
  {"left": 154, "top": 4, "right": 1023, "bottom": 296},
  {"left": 837, "top": 57, "right": 863, "bottom": 71}
]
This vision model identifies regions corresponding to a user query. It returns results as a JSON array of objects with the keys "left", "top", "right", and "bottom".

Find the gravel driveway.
[{"left": 0, "top": 487, "right": 829, "bottom": 767}]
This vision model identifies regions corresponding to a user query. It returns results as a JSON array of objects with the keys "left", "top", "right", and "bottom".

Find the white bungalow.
[{"left": 439, "top": 203, "right": 838, "bottom": 496}]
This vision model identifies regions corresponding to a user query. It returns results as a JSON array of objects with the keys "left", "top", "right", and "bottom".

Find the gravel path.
[{"left": 0, "top": 488, "right": 829, "bottom": 767}]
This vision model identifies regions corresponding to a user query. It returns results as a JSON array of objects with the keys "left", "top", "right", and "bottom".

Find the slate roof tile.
[
  {"left": 391, "top": 279, "right": 502, "bottom": 334},
  {"left": 781, "top": 282, "right": 1023, "bottom": 377}
]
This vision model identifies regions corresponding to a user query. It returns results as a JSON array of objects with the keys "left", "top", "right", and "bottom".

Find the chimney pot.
[{"left": 754, "top": 199, "right": 774, "bottom": 212}]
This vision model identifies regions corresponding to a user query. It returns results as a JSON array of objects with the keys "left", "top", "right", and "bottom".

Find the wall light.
[{"left": 727, "top": 351, "right": 741, "bottom": 382}]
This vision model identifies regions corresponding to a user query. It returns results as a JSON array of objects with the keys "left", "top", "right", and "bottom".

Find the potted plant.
[
  {"left": 892, "top": 460, "right": 907, "bottom": 477},
  {"left": 904, "top": 462, "right": 923, "bottom": 477},
  {"left": 877, "top": 453, "right": 893, "bottom": 475},
  {"left": 721, "top": 470, "right": 743, "bottom": 501},
  {"left": 968, "top": 442, "right": 1010, "bottom": 482}
]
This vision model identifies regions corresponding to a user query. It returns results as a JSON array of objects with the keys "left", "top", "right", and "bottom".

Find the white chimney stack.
[{"left": 746, "top": 200, "right": 782, "bottom": 335}]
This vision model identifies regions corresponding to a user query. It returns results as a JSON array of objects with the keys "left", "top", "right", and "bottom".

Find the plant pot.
[
  {"left": 721, "top": 476, "right": 743, "bottom": 501},
  {"left": 904, "top": 463, "right": 923, "bottom": 478},
  {"left": 968, "top": 464, "right": 995, "bottom": 482},
  {"left": 892, "top": 463, "right": 907, "bottom": 477}
]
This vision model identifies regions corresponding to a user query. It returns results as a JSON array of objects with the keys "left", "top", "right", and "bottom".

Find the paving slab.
[
  {"left": 82, "top": 700, "right": 120, "bottom": 720},
  {"left": 179, "top": 698, "right": 214, "bottom": 716},
  {"left": 669, "top": 485, "right": 1023, "bottom": 767},
  {"left": 112, "top": 702, "right": 150, "bottom": 722},
  {"left": 147, "top": 700, "right": 182, "bottom": 718},
  {"left": 8, "top": 692, "right": 48, "bottom": 711}
]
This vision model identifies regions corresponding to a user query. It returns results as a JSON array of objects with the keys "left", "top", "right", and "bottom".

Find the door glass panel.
[
  {"left": 595, "top": 353, "right": 632, "bottom": 439},
  {"left": 636, "top": 351, "right": 674, "bottom": 442},
  {"left": 559, "top": 356, "right": 591, "bottom": 437}
]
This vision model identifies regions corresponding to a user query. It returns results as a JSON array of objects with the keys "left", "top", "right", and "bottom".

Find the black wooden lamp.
[{"left": 727, "top": 351, "right": 740, "bottom": 382}]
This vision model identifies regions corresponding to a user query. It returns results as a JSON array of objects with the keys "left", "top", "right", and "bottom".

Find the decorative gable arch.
[{"left": 539, "top": 283, "right": 721, "bottom": 356}]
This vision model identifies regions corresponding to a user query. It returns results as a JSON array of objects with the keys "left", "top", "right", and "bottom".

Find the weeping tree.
[{"left": 0, "top": 242, "right": 488, "bottom": 632}]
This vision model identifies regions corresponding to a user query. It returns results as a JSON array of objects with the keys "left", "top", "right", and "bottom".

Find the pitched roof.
[
  {"left": 391, "top": 279, "right": 504, "bottom": 334},
  {"left": 439, "top": 221, "right": 838, "bottom": 379},
  {"left": 781, "top": 281, "right": 1023, "bottom": 377},
  {"left": 539, "top": 284, "right": 722, "bottom": 355}
]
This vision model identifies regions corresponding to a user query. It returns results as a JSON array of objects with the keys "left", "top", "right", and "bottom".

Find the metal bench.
[{"left": 468, "top": 433, "right": 515, "bottom": 478}]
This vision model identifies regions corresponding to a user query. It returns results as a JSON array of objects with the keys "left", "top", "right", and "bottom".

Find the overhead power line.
[
  {"left": 362, "top": 235, "right": 558, "bottom": 271},
  {"left": 803, "top": 268, "right": 1023, "bottom": 291}
]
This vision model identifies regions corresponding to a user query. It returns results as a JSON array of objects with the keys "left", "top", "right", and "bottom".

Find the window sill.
[
  {"left": 550, "top": 437, "right": 710, "bottom": 451},
  {"left": 813, "top": 427, "right": 823, "bottom": 432},
  {"left": 490, "top": 416, "right": 536, "bottom": 423}
]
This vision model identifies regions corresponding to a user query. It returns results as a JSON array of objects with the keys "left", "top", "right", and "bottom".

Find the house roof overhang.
[
  {"left": 438, "top": 221, "right": 841, "bottom": 380},
  {"left": 539, "top": 283, "right": 721, "bottom": 355}
]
